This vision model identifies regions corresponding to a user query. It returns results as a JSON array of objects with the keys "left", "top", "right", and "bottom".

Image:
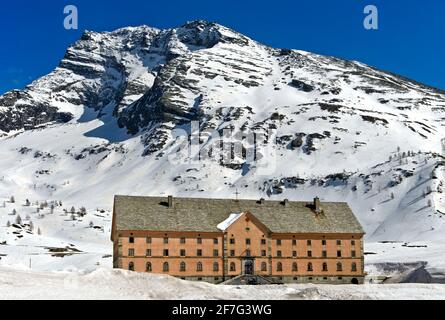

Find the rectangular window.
[
  {"left": 292, "top": 251, "right": 297, "bottom": 257},
  {"left": 308, "top": 251, "right": 312, "bottom": 257},
  {"left": 261, "top": 250, "right": 267, "bottom": 257},
  {"left": 322, "top": 250, "right": 327, "bottom": 258},
  {"left": 337, "top": 240, "right": 342, "bottom": 246},
  {"left": 197, "top": 249, "right": 202, "bottom": 257},
  {"left": 164, "top": 237, "right": 169, "bottom": 244},
  {"left": 277, "top": 251, "right": 282, "bottom": 257},
  {"left": 322, "top": 240, "right": 327, "bottom": 246},
  {"left": 214, "top": 238, "right": 218, "bottom": 245},
  {"left": 307, "top": 240, "right": 312, "bottom": 246},
  {"left": 261, "top": 239, "right": 267, "bottom": 245},
  {"left": 180, "top": 237, "right": 186, "bottom": 244},
  {"left": 163, "top": 249, "right": 169, "bottom": 257},
  {"left": 213, "top": 250, "right": 219, "bottom": 257},
  {"left": 351, "top": 251, "right": 356, "bottom": 258},
  {"left": 146, "top": 249, "right": 152, "bottom": 257},
  {"left": 337, "top": 250, "right": 342, "bottom": 257},
  {"left": 351, "top": 240, "right": 356, "bottom": 246},
  {"left": 230, "top": 238, "right": 235, "bottom": 245},
  {"left": 197, "top": 238, "right": 202, "bottom": 244},
  {"left": 129, "top": 237, "right": 134, "bottom": 244},
  {"left": 180, "top": 249, "right": 186, "bottom": 257},
  {"left": 246, "top": 239, "right": 251, "bottom": 245},
  {"left": 277, "top": 239, "right": 282, "bottom": 246},
  {"left": 146, "top": 237, "right": 152, "bottom": 244},
  {"left": 230, "top": 250, "right": 235, "bottom": 257},
  {"left": 292, "top": 239, "right": 297, "bottom": 246},
  {"left": 128, "top": 249, "right": 135, "bottom": 257}
]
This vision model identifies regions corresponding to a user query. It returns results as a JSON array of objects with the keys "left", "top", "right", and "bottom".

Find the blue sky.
[{"left": 1, "top": 0, "right": 444, "bottom": 94}]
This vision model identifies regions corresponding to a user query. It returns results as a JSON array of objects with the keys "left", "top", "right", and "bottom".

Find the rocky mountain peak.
[{"left": 0, "top": 21, "right": 444, "bottom": 241}]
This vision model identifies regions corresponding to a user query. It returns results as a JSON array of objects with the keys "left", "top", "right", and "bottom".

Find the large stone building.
[{"left": 111, "top": 195, "right": 365, "bottom": 284}]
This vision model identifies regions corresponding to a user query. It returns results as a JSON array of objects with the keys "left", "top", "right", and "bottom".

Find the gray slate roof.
[{"left": 113, "top": 196, "right": 365, "bottom": 234}]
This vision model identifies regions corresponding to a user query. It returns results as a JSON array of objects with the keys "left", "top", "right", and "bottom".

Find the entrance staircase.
[{"left": 220, "top": 275, "right": 284, "bottom": 285}]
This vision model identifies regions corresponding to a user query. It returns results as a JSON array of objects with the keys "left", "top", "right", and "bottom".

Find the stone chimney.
[
  {"left": 168, "top": 196, "right": 173, "bottom": 208},
  {"left": 314, "top": 197, "right": 321, "bottom": 213}
]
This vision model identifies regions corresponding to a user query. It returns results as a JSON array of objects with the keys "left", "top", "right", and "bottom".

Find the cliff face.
[{"left": 0, "top": 21, "right": 444, "bottom": 241}]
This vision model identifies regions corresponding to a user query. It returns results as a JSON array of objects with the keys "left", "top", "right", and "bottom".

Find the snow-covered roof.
[{"left": 217, "top": 213, "right": 243, "bottom": 231}]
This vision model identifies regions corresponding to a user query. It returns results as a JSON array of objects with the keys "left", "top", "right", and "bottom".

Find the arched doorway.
[
  {"left": 351, "top": 278, "right": 359, "bottom": 285},
  {"left": 244, "top": 259, "right": 254, "bottom": 275}
]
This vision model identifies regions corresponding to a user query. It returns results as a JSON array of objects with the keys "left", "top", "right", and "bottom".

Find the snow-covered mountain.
[{"left": 1, "top": 20, "right": 444, "bottom": 244}]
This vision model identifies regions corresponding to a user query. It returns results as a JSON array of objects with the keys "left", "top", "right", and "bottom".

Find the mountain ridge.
[{"left": 0, "top": 20, "right": 444, "bottom": 242}]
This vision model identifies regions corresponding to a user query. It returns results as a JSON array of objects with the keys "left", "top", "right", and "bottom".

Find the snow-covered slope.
[
  {"left": 1, "top": 266, "right": 445, "bottom": 300},
  {"left": 0, "top": 20, "right": 444, "bottom": 252}
]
